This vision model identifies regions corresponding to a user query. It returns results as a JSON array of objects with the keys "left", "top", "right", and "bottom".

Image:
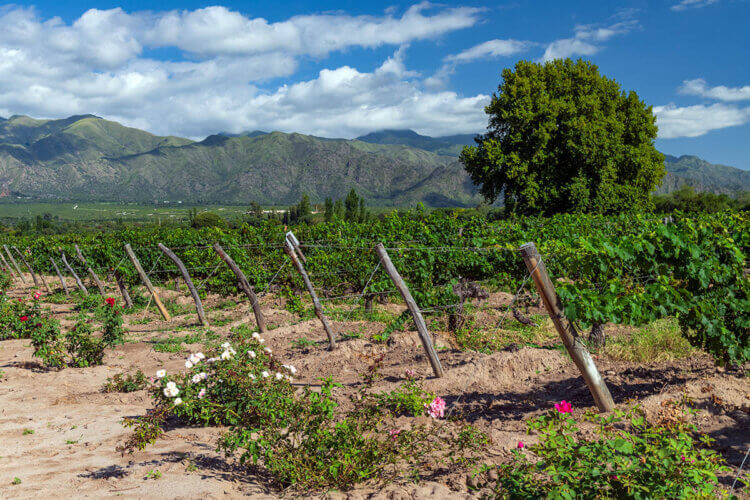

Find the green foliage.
[
  {"left": 102, "top": 370, "right": 148, "bottom": 393},
  {"left": 494, "top": 404, "right": 735, "bottom": 499},
  {"left": 374, "top": 378, "right": 435, "bottom": 417},
  {"left": 653, "top": 186, "right": 744, "bottom": 214},
  {"left": 101, "top": 298, "right": 125, "bottom": 346},
  {"left": 461, "top": 58, "right": 664, "bottom": 215},
  {"left": 191, "top": 211, "right": 226, "bottom": 229},
  {"left": 65, "top": 319, "right": 105, "bottom": 367}
]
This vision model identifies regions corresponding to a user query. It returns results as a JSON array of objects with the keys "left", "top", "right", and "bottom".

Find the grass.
[
  {"left": 603, "top": 318, "right": 694, "bottom": 363},
  {"left": 453, "top": 306, "right": 559, "bottom": 353}
]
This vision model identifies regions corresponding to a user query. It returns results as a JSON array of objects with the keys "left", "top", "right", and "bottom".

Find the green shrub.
[
  {"left": 493, "top": 402, "right": 736, "bottom": 499},
  {"left": 102, "top": 370, "right": 148, "bottom": 393}
]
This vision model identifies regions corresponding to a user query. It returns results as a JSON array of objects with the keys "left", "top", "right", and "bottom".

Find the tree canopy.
[{"left": 460, "top": 59, "right": 665, "bottom": 215}]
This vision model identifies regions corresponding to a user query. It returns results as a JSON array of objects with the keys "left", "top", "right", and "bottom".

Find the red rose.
[
  {"left": 105, "top": 297, "right": 116, "bottom": 307},
  {"left": 20, "top": 316, "right": 28, "bottom": 322}
]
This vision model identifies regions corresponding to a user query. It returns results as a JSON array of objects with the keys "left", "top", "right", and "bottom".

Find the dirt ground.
[{"left": 1, "top": 276, "right": 749, "bottom": 499}]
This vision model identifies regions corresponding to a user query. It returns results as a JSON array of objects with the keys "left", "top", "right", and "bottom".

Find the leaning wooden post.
[
  {"left": 61, "top": 252, "right": 88, "bottom": 294},
  {"left": 123, "top": 244, "right": 170, "bottom": 321},
  {"left": 285, "top": 231, "right": 307, "bottom": 264},
  {"left": 13, "top": 246, "right": 40, "bottom": 287},
  {"left": 114, "top": 269, "right": 133, "bottom": 309},
  {"left": 74, "top": 244, "right": 106, "bottom": 295},
  {"left": 519, "top": 242, "right": 615, "bottom": 412},
  {"left": 4, "top": 245, "right": 26, "bottom": 283},
  {"left": 157, "top": 244, "right": 208, "bottom": 327},
  {"left": 0, "top": 251, "right": 17, "bottom": 279},
  {"left": 50, "top": 257, "right": 69, "bottom": 296},
  {"left": 213, "top": 243, "right": 266, "bottom": 333},
  {"left": 284, "top": 238, "right": 336, "bottom": 349},
  {"left": 375, "top": 243, "right": 444, "bottom": 378}
]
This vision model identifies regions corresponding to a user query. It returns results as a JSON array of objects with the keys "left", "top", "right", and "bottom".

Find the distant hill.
[
  {"left": 356, "top": 129, "right": 476, "bottom": 156},
  {"left": 0, "top": 116, "right": 745, "bottom": 206},
  {"left": 658, "top": 155, "right": 750, "bottom": 195},
  {"left": 0, "top": 115, "right": 479, "bottom": 206},
  {"left": 359, "top": 129, "right": 750, "bottom": 196}
]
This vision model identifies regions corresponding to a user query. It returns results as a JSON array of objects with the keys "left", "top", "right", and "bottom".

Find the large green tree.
[{"left": 461, "top": 59, "right": 665, "bottom": 215}]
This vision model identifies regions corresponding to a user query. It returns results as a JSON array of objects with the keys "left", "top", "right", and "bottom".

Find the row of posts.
[{"left": 1, "top": 236, "right": 614, "bottom": 412}]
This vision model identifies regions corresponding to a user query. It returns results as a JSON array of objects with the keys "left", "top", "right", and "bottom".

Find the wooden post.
[
  {"left": 375, "top": 243, "right": 444, "bottom": 378},
  {"left": 213, "top": 243, "right": 266, "bottom": 333},
  {"left": 519, "top": 242, "right": 615, "bottom": 413},
  {"left": 285, "top": 231, "right": 307, "bottom": 263},
  {"left": 50, "top": 257, "right": 69, "bottom": 296},
  {"left": 13, "top": 246, "right": 40, "bottom": 287},
  {"left": 114, "top": 269, "right": 133, "bottom": 309},
  {"left": 0, "top": 251, "right": 17, "bottom": 279},
  {"left": 74, "top": 244, "right": 106, "bottom": 295},
  {"left": 124, "top": 244, "right": 170, "bottom": 321},
  {"left": 158, "top": 243, "right": 208, "bottom": 327},
  {"left": 4, "top": 245, "right": 26, "bottom": 283},
  {"left": 61, "top": 252, "right": 88, "bottom": 294},
  {"left": 284, "top": 239, "right": 336, "bottom": 349}
]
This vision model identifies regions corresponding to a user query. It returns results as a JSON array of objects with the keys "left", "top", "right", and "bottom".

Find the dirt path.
[{"left": 1, "top": 277, "right": 748, "bottom": 498}]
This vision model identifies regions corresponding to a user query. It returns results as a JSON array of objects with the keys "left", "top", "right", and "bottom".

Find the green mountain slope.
[
  {"left": 0, "top": 116, "right": 480, "bottom": 206},
  {"left": 657, "top": 155, "right": 750, "bottom": 195},
  {"left": 0, "top": 116, "right": 745, "bottom": 206}
]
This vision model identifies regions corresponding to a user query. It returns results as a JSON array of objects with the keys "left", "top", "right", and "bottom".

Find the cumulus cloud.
[
  {"left": 445, "top": 39, "right": 531, "bottom": 63},
  {"left": 0, "top": 4, "right": 487, "bottom": 138},
  {"left": 679, "top": 79, "right": 750, "bottom": 102},
  {"left": 542, "top": 13, "right": 638, "bottom": 61},
  {"left": 671, "top": 0, "right": 720, "bottom": 12},
  {"left": 654, "top": 103, "right": 750, "bottom": 138}
]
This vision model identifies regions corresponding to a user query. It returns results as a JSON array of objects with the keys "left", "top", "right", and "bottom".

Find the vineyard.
[{"left": 1, "top": 209, "right": 748, "bottom": 497}]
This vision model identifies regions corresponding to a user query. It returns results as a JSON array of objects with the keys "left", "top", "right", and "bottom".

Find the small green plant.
[
  {"left": 145, "top": 469, "right": 162, "bottom": 480},
  {"left": 374, "top": 378, "right": 435, "bottom": 417},
  {"left": 494, "top": 401, "right": 736, "bottom": 499},
  {"left": 12, "top": 477, "right": 21, "bottom": 485},
  {"left": 65, "top": 439, "right": 78, "bottom": 445},
  {"left": 22, "top": 428, "right": 34, "bottom": 435},
  {"left": 102, "top": 297, "right": 125, "bottom": 346},
  {"left": 291, "top": 337, "right": 316, "bottom": 349},
  {"left": 66, "top": 319, "right": 105, "bottom": 367},
  {"left": 102, "top": 370, "right": 148, "bottom": 393}
]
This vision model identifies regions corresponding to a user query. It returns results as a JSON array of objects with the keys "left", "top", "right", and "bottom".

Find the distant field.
[{"left": 0, "top": 202, "right": 255, "bottom": 222}]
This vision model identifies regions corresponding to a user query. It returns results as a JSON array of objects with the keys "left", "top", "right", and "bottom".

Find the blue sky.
[{"left": 1, "top": 0, "right": 748, "bottom": 168}]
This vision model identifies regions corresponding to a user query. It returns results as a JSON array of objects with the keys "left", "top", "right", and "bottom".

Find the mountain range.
[{"left": 0, "top": 115, "right": 746, "bottom": 206}]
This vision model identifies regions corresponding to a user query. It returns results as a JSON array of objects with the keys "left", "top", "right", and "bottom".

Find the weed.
[
  {"left": 22, "top": 428, "right": 34, "bottom": 435},
  {"left": 603, "top": 318, "right": 694, "bottom": 363},
  {"left": 145, "top": 469, "right": 162, "bottom": 480},
  {"left": 12, "top": 477, "right": 21, "bottom": 485},
  {"left": 102, "top": 370, "right": 148, "bottom": 393}
]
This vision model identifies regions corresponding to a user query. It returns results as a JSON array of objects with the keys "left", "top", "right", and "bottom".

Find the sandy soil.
[{"left": 1, "top": 276, "right": 748, "bottom": 499}]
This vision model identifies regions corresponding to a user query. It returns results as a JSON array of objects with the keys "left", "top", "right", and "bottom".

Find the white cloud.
[
  {"left": 0, "top": 4, "right": 487, "bottom": 138},
  {"left": 445, "top": 39, "right": 531, "bottom": 63},
  {"left": 542, "top": 15, "right": 638, "bottom": 61},
  {"left": 679, "top": 79, "right": 750, "bottom": 102},
  {"left": 654, "top": 103, "right": 750, "bottom": 138},
  {"left": 671, "top": 0, "right": 720, "bottom": 12}
]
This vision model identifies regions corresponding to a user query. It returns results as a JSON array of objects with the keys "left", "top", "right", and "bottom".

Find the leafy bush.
[
  {"left": 494, "top": 402, "right": 736, "bottom": 499},
  {"left": 374, "top": 377, "right": 435, "bottom": 417},
  {"left": 102, "top": 297, "right": 125, "bottom": 346},
  {"left": 65, "top": 319, "right": 105, "bottom": 367},
  {"left": 102, "top": 370, "right": 148, "bottom": 393},
  {"left": 122, "top": 338, "right": 488, "bottom": 491}
]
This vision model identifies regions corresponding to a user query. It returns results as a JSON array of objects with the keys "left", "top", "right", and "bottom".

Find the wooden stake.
[
  {"left": 114, "top": 269, "right": 133, "bottom": 309},
  {"left": 123, "top": 244, "right": 170, "bottom": 321},
  {"left": 61, "top": 252, "right": 88, "bottom": 294},
  {"left": 158, "top": 243, "right": 208, "bottom": 327},
  {"left": 74, "top": 244, "right": 106, "bottom": 295},
  {"left": 213, "top": 243, "right": 266, "bottom": 333},
  {"left": 375, "top": 243, "right": 444, "bottom": 378},
  {"left": 13, "top": 246, "right": 40, "bottom": 287},
  {"left": 519, "top": 242, "right": 615, "bottom": 413},
  {"left": 0, "top": 250, "right": 17, "bottom": 279},
  {"left": 50, "top": 257, "right": 69, "bottom": 296},
  {"left": 4, "top": 245, "right": 26, "bottom": 283},
  {"left": 284, "top": 239, "right": 336, "bottom": 349},
  {"left": 285, "top": 231, "right": 307, "bottom": 263}
]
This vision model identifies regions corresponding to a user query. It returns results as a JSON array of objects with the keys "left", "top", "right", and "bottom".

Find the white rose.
[
  {"left": 185, "top": 360, "right": 193, "bottom": 369},
  {"left": 156, "top": 369, "right": 166, "bottom": 378},
  {"left": 174, "top": 397, "right": 183, "bottom": 406},
  {"left": 261, "top": 371, "right": 269, "bottom": 378}
]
